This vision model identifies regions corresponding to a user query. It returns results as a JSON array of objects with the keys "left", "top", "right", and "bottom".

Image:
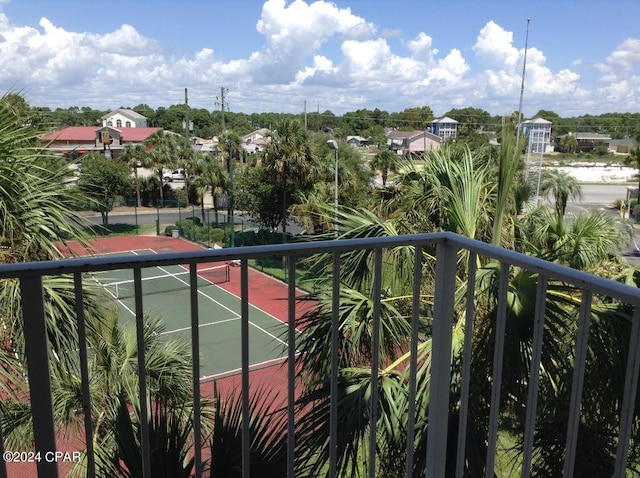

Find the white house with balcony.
[
  {"left": 101, "top": 108, "right": 148, "bottom": 128},
  {"left": 431, "top": 116, "right": 458, "bottom": 141},
  {"left": 521, "top": 117, "right": 553, "bottom": 153}
]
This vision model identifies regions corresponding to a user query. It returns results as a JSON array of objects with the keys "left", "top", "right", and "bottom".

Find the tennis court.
[{"left": 89, "top": 249, "right": 295, "bottom": 379}]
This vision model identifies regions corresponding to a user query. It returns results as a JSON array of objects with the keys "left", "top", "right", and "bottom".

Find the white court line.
[
  {"left": 142, "top": 251, "right": 289, "bottom": 347},
  {"left": 89, "top": 276, "right": 136, "bottom": 317},
  {"left": 91, "top": 248, "right": 296, "bottom": 375},
  {"left": 158, "top": 317, "right": 238, "bottom": 335},
  {"left": 183, "top": 261, "right": 305, "bottom": 336},
  {"left": 89, "top": 249, "right": 163, "bottom": 318},
  {"left": 199, "top": 354, "right": 300, "bottom": 382},
  {"left": 155, "top": 264, "right": 288, "bottom": 347}
]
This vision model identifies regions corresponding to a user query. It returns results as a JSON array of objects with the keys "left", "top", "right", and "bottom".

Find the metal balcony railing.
[{"left": 1, "top": 232, "right": 640, "bottom": 477}]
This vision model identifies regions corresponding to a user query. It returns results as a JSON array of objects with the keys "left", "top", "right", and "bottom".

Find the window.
[
  {"left": 107, "top": 120, "right": 113, "bottom": 127},
  {"left": 116, "top": 119, "right": 122, "bottom": 127},
  {"left": 125, "top": 121, "right": 131, "bottom": 127}
]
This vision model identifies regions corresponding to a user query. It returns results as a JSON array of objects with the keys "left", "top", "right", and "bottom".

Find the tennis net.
[{"left": 96, "top": 264, "right": 230, "bottom": 300}]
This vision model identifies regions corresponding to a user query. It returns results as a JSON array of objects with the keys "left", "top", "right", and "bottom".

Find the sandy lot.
[{"left": 543, "top": 164, "right": 636, "bottom": 183}]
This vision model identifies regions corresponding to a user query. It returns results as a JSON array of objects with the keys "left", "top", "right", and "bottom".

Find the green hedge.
[{"left": 174, "top": 219, "right": 224, "bottom": 244}]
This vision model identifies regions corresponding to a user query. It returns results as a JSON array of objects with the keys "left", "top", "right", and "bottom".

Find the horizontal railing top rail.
[
  {"left": 1, "top": 231, "right": 639, "bottom": 305},
  {"left": 3, "top": 231, "right": 640, "bottom": 478}
]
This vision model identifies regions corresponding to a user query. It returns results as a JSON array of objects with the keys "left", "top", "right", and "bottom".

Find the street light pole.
[{"left": 326, "top": 139, "right": 339, "bottom": 231}]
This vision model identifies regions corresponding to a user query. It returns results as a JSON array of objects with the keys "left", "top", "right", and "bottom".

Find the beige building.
[
  {"left": 101, "top": 108, "right": 148, "bottom": 128},
  {"left": 386, "top": 130, "right": 441, "bottom": 156}
]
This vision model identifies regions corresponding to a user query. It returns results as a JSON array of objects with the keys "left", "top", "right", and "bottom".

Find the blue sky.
[{"left": 1, "top": 0, "right": 639, "bottom": 118}]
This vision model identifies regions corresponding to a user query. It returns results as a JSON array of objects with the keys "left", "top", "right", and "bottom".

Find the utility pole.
[
  {"left": 515, "top": 18, "right": 530, "bottom": 146},
  {"left": 183, "top": 87, "right": 189, "bottom": 139},
  {"left": 220, "top": 86, "right": 227, "bottom": 132},
  {"left": 304, "top": 100, "right": 307, "bottom": 131}
]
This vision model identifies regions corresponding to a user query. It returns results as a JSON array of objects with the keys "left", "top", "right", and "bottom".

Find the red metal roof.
[{"left": 40, "top": 127, "right": 162, "bottom": 143}]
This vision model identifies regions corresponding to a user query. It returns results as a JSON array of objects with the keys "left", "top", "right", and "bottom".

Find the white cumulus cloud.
[{"left": 0, "top": 1, "right": 636, "bottom": 116}]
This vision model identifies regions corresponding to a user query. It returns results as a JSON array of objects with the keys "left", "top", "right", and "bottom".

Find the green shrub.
[
  {"left": 210, "top": 228, "right": 224, "bottom": 243},
  {"left": 183, "top": 216, "right": 201, "bottom": 226}
]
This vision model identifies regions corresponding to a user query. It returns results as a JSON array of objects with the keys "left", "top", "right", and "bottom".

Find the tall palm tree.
[
  {"left": 561, "top": 133, "right": 579, "bottom": 153},
  {"left": 174, "top": 136, "right": 197, "bottom": 196},
  {"left": 192, "top": 156, "right": 229, "bottom": 223},
  {"left": 539, "top": 169, "right": 582, "bottom": 216},
  {"left": 144, "top": 130, "right": 178, "bottom": 205},
  {"left": 118, "top": 143, "right": 148, "bottom": 207},
  {"left": 260, "top": 119, "right": 314, "bottom": 234},
  {"left": 370, "top": 147, "right": 398, "bottom": 187}
]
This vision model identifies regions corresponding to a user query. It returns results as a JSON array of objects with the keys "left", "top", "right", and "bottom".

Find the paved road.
[
  {"left": 565, "top": 184, "right": 640, "bottom": 264},
  {"left": 565, "top": 184, "right": 631, "bottom": 214}
]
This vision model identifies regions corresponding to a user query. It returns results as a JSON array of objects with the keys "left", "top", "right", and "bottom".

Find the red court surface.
[{"left": 6, "top": 235, "right": 314, "bottom": 477}]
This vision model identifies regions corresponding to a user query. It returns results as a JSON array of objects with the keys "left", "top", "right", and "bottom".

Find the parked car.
[{"left": 163, "top": 169, "right": 185, "bottom": 182}]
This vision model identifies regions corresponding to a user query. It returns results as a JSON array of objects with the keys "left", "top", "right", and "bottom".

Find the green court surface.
[{"left": 89, "top": 249, "right": 294, "bottom": 379}]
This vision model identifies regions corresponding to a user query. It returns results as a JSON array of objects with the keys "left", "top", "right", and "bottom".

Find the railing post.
[
  {"left": 406, "top": 245, "right": 422, "bottom": 476},
  {"left": 287, "top": 256, "right": 297, "bottom": 478},
  {"left": 455, "top": 252, "right": 478, "bottom": 478},
  {"left": 426, "top": 240, "right": 458, "bottom": 478},
  {"left": 241, "top": 259, "right": 251, "bottom": 478},
  {"left": 329, "top": 251, "right": 341, "bottom": 477},
  {"left": 485, "top": 263, "right": 510, "bottom": 477},
  {"left": 74, "top": 272, "right": 95, "bottom": 477},
  {"left": 133, "top": 268, "right": 152, "bottom": 478},
  {"left": 562, "top": 290, "right": 593, "bottom": 478},
  {"left": 613, "top": 306, "right": 640, "bottom": 476},
  {"left": 189, "top": 265, "right": 203, "bottom": 478},
  {"left": 20, "top": 276, "right": 59, "bottom": 478}
]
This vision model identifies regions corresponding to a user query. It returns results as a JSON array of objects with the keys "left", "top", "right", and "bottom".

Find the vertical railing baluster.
[
  {"left": 367, "top": 248, "right": 383, "bottom": 478},
  {"left": 74, "top": 272, "right": 95, "bottom": 478},
  {"left": 287, "top": 256, "right": 297, "bottom": 478},
  {"left": 329, "top": 252, "right": 341, "bottom": 478},
  {"left": 562, "top": 289, "right": 592, "bottom": 478},
  {"left": 485, "top": 263, "right": 510, "bottom": 478},
  {"left": 405, "top": 245, "right": 422, "bottom": 477},
  {"left": 189, "top": 264, "right": 203, "bottom": 478},
  {"left": 426, "top": 241, "right": 458, "bottom": 478},
  {"left": 133, "top": 267, "right": 151, "bottom": 478},
  {"left": 20, "top": 275, "right": 59, "bottom": 478},
  {"left": 0, "top": 405, "right": 5, "bottom": 478},
  {"left": 455, "top": 252, "right": 477, "bottom": 478},
  {"left": 521, "top": 276, "right": 548, "bottom": 478},
  {"left": 241, "top": 259, "right": 250, "bottom": 478},
  {"left": 613, "top": 306, "right": 640, "bottom": 477}
]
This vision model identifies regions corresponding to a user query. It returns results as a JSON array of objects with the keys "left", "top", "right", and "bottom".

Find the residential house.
[
  {"left": 386, "top": 129, "right": 441, "bottom": 156},
  {"left": 609, "top": 138, "right": 636, "bottom": 155},
  {"left": 431, "top": 117, "right": 458, "bottom": 141},
  {"left": 39, "top": 126, "right": 162, "bottom": 159},
  {"left": 242, "top": 128, "right": 269, "bottom": 150},
  {"left": 574, "top": 132, "right": 612, "bottom": 152},
  {"left": 101, "top": 108, "right": 148, "bottom": 128},
  {"left": 521, "top": 117, "right": 553, "bottom": 153},
  {"left": 346, "top": 135, "right": 369, "bottom": 147}
]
